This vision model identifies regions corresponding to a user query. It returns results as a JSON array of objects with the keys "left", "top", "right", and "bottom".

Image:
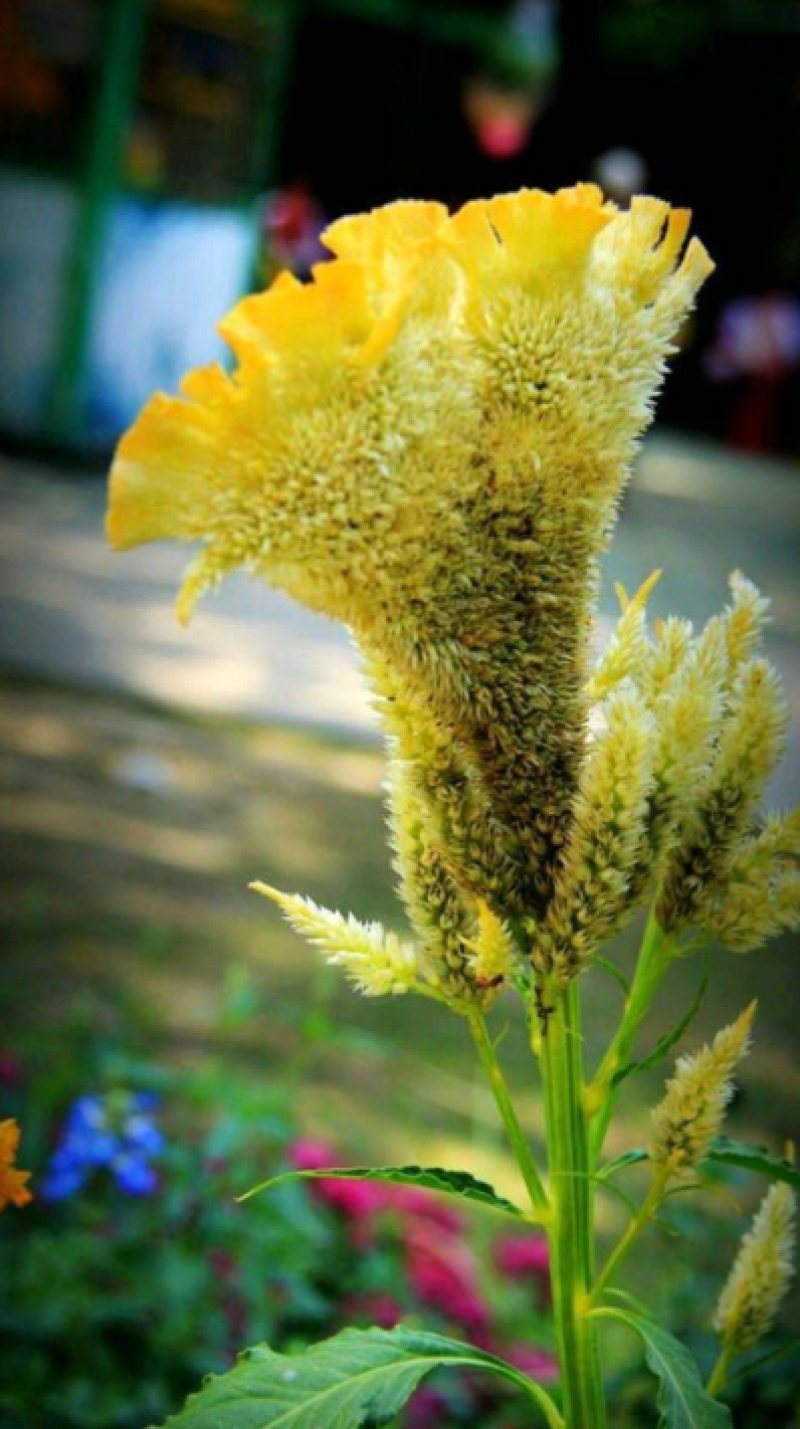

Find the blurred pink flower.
[
  {"left": 384, "top": 1183, "right": 464, "bottom": 1234},
  {"left": 289, "top": 1138, "right": 384, "bottom": 1228},
  {"left": 507, "top": 1343, "right": 560, "bottom": 1384},
  {"left": 494, "top": 1232, "right": 550, "bottom": 1282},
  {"left": 406, "top": 1223, "right": 490, "bottom": 1335}
]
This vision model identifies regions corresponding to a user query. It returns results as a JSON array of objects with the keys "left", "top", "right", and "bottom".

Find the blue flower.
[
  {"left": 113, "top": 1152, "right": 159, "bottom": 1196},
  {"left": 42, "top": 1091, "right": 164, "bottom": 1202}
]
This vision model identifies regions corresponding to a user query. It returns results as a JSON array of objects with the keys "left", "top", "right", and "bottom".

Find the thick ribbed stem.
[{"left": 540, "top": 981, "right": 607, "bottom": 1429}]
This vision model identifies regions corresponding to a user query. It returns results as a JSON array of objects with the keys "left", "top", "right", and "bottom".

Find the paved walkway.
[{"left": 1, "top": 434, "right": 799, "bottom": 794}]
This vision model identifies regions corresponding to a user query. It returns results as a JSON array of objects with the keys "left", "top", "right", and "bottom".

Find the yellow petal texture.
[{"left": 108, "top": 186, "right": 712, "bottom": 924}]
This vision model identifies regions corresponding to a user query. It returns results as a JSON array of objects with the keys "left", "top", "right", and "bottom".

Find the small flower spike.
[
  {"left": 251, "top": 884, "right": 422, "bottom": 997},
  {"left": 649, "top": 1003, "right": 756, "bottom": 1176},
  {"left": 714, "top": 1181, "right": 796, "bottom": 1353}
]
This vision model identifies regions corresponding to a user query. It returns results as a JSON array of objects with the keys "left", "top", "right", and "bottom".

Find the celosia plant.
[{"left": 107, "top": 187, "right": 799, "bottom": 1429}]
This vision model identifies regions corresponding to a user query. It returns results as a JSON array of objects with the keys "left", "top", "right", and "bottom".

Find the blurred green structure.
[
  {"left": 0, "top": 0, "right": 548, "bottom": 450},
  {"left": 1, "top": 0, "right": 798, "bottom": 451}
]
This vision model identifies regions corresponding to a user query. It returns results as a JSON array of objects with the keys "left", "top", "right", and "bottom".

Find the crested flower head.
[
  {"left": 714, "top": 1181, "right": 796, "bottom": 1352},
  {"left": 649, "top": 1003, "right": 755, "bottom": 1174},
  {"left": 108, "top": 188, "right": 712, "bottom": 932}
]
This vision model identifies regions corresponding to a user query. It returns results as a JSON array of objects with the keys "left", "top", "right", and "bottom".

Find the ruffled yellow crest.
[{"left": 107, "top": 183, "right": 711, "bottom": 578}]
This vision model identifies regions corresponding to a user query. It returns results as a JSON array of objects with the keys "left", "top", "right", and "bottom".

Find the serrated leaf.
[
  {"left": 705, "top": 1137, "right": 800, "bottom": 1189},
  {"left": 239, "top": 1164, "right": 524, "bottom": 1216},
  {"left": 593, "top": 1308, "right": 732, "bottom": 1429},
  {"left": 612, "top": 961, "right": 709, "bottom": 1089},
  {"left": 150, "top": 1325, "right": 563, "bottom": 1429}
]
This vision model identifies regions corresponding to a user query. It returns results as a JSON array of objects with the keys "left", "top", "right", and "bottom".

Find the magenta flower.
[
  {"left": 494, "top": 1232, "right": 550, "bottom": 1282},
  {"left": 288, "top": 1138, "right": 385, "bottom": 1226},
  {"left": 406, "top": 1223, "right": 490, "bottom": 1334},
  {"left": 383, "top": 1183, "right": 464, "bottom": 1234}
]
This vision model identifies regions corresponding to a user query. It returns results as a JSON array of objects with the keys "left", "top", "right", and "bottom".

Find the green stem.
[
  {"left": 706, "top": 1343, "right": 734, "bottom": 1398},
  {"left": 591, "top": 1170, "right": 668, "bottom": 1304},
  {"left": 468, "top": 1012, "right": 550, "bottom": 1221},
  {"left": 588, "top": 908, "right": 675, "bottom": 1160},
  {"left": 540, "top": 980, "right": 607, "bottom": 1429}
]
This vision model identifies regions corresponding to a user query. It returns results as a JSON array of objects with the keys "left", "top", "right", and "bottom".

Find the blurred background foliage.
[{"left": 1, "top": 1, "right": 799, "bottom": 1424}]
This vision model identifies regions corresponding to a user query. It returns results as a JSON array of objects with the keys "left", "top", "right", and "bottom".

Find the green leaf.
[
  {"left": 592, "top": 1307, "right": 732, "bottom": 1429},
  {"left": 150, "top": 1325, "right": 563, "bottom": 1429},
  {"left": 612, "top": 960, "right": 709, "bottom": 1088},
  {"left": 597, "top": 1149, "right": 648, "bottom": 1182},
  {"left": 239, "top": 1164, "right": 525, "bottom": 1216},
  {"left": 595, "top": 955, "right": 631, "bottom": 997},
  {"left": 705, "top": 1137, "right": 800, "bottom": 1189}
]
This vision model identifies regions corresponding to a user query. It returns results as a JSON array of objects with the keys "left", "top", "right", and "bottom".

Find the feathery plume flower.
[
  {"left": 252, "top": 884, "right": 422, "bottom": 996},
  {"left": 0, "top": 1118, "right": 32, "bottom": 1211},
  {"left": 623, "top": 612, "right": 726, "bottom": 902},
  {"left": 658, "top": 658, "right": 788, "bottom": 932},
  {"left": 714, "top": 1181, "right": 796, "bottom": 1352},
  {"left": 705, "top": 807, "right": 800, "bottom": 953},
  {"left": 586, "top": 570, "right": 661, "bottom": 703},
  {"left": 581, "top": 572, "right": 798, "bottom": 949},
  {"left": 649, "top": 1003, "right": 755, "bottom": 1175},
  {"left": 108, "top": 187, "right": 712, "bottom": 934},
  {"left": 642, "top": 615, "right": 695, "bottom": 705},
  {"left": 535, "top": 681, "right": 655, "bottom": 981}
]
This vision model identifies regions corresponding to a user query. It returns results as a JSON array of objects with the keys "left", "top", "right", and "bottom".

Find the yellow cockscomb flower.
[
  {"left": 0, "top": 1117, "right": 33, "bottom": 1212},
  {"left": 108, "top": 188, "right": 711, "bottom": 953}
]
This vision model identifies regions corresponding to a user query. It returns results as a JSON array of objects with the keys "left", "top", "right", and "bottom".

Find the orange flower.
[{"left": 0, "top": 1117, "right": 33, "bottom": 1211}]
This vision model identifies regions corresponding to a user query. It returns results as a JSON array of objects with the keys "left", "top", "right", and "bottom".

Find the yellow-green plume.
[
  {"left": 658, "top": 657, "right": 788, "bottom": 933},
  {"left": 586, "top": 570, "right": 660, "bottom": 703},
  {"left": 706, "top": 808, "right": 800, "bottom": 953},
  {"left": 714, "top": 1181, "right": 796, "bottom": 1352},
  {"left": 649, "top": 1003, "right": 756, "bottom": 1175},
  {"left": 535, "top": 681, "right": 655, "bottom": 981},
  {"left": 251, "top": 884, "right": 421, "bottom": 997}
]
